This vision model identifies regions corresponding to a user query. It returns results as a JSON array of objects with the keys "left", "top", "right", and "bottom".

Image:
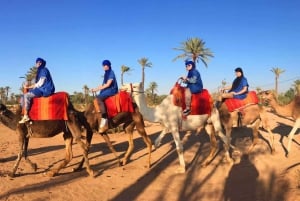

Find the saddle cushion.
[
  {"left": 224, "top": 91, "right": 259, "bottom": 112},
  {"left": 104, "top": 91, "right": 134, "bottom": 118},
  {"left": 171, "top": 82, "right": 212, "bottom": 115},
  {"left": 190, "top": 89, "right": 213, "bottom": 115},
  {"left": 29, "top": 92, "right": 69, "bottom": 120}
]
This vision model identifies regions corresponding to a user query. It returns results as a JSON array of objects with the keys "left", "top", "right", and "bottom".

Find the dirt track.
[{"left": 1, "top": 112, "right": 300, "bottom": 201}]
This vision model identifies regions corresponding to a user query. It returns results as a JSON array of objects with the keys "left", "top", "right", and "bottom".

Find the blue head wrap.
[
  {"left": 185, "top": 60, "right": 195, "bottom": 69},
  {"left": 36, "top": 57, "right": 46, "bottom": 68},
  {"left": 102, "top": 60, "right": 111, "bottom": 67}
]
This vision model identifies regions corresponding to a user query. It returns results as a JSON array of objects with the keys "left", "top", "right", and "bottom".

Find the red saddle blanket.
[
  {"left": 224, "top": 91, "right": 259, "bottom": 112},
  {"left": 171, "top": 83, "right": 212, "bottom": 115},
  {"left": 95, "top": 91, "right": 134, "bottom": 118},
  {"left": 28, "top": 92, "right": 69, "bottom": 120}
]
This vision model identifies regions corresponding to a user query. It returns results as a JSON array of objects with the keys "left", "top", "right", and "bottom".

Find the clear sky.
[{"left": 1, "top": 0, "right": 299, "bottom": 96}]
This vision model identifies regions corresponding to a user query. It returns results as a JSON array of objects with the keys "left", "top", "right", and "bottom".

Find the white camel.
[
  {"left": 121, "top": 82, "right": 227, "bottom": 173},
  {"left": 261, "top": 90, "right": 300, "bottom": 156}
]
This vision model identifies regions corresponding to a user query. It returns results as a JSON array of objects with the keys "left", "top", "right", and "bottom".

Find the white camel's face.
[{"left": 120, "top": 83, "right": 143, "bottom": 97}]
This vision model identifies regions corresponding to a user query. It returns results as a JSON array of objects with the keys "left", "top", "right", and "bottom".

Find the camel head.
[
  {"left": 120, "top": 82, "right": 143, "bottom": 97},
  {"left": 260, "top": 90, "right": 276, "bottom": 105},
  {"left": 0, "top": 103, "right": 19, "bottom": 130}
]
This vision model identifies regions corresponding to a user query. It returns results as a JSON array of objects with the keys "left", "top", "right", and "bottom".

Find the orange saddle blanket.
[
  {"left": 94, "top": 91, "right": 134, "bottom": 118},
  {"left": 171, "top": 83, "right": 212, "bottom": 115},
  {"left": 28, "top": 92, "right": 69, "bottom": 120},
  {"left": 224, "top": 91, "right": 259, "bottom": 112}
]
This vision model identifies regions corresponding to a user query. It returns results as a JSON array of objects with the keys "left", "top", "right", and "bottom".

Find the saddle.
[
  {"left": 93, "top": 91, "right": 134, "bottom": 118},
  {"left": 170, "top": 82, "right": 213, "bottom": 115},
  {"left": 28, "top": 92, "right": 69, "bottom": 120},
  {"left": 224, "top": 91, "right": 259, "bottom": 112}
]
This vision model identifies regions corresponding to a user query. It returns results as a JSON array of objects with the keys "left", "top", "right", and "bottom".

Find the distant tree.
[
  {"left": 0, "top": 87, "right": 5, "bottom": 103},
  {"left": 173, "top": 37, "right": 214, "bottom": 68},
  {"left": 147, "top": 82, "right": 158, "bottom": 104},
  {"left": 293, "top": 79, "right": 300, "bottom": 95},
  {"left": 270, "top": 67, "right": 285, "bottom": 96},
  {"left": 120, "top": 65, "right": 131, "bottom": 85},
  {"left": 5, "top": 86, "right": 10, "bottom": 103},
  {"left": 83, "top": 85, "right": 89, "bottom": 105},
  {"left": 138, "top": 57, "right": 152, "bottom": 91}
]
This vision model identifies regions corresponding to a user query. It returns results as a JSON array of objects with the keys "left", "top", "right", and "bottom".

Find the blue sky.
[{"left": 0, "top": 0, "right": 299, "bottom": 96}]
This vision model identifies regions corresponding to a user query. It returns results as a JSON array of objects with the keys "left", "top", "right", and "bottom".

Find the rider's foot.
[
  {"left": 98, "top": 118, "right": 108, "bottom": 133},
  {"left": 19, "top": 115, "right": 30, "bottom": 124},
  {"left": 183, "top": 108, "right": 191, "bottom": 116}
]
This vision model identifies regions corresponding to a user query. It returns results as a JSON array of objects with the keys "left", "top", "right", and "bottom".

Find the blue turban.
[
  {"left": 185, "top": 60, "right": 195, "bottom": 69},
  {"left": 102, "top": 60, "right": 111, "bottom": 67},
  {"left": 36, "top": 57, "right": 46, "bottom": 67}
]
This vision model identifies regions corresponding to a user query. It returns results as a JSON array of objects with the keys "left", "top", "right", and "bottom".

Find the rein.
[{"left": 128, "top": 83, "right": 144, "bottom": 95}]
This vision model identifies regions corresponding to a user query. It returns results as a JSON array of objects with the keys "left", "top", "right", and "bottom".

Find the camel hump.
[
  {"left": 224, "top": 91, "right": 259, "bottom": 112},
  {"left": 29, "top": 91, "right": 69, "bottom": 120}
]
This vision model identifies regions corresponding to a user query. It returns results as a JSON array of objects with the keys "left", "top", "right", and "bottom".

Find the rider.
[
  {"left": 217, "top": 67, "right": 249, "bottom": 107},
  {"left": 19, "top": 57, "right": 55, "bottom": 123},
  {"left": 181, "top": 60, "right": 203, "bottom": 116},
  {"left": 91, "top": 59, "right": 118, "bottom": 133}
]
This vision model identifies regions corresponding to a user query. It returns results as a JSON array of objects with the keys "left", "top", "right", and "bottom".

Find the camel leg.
[
  {"left": 101, "top": 134, "right": 121, "bottom": 166},
  {"left": 46, "top": 137, "right": 73, "bottom": 177},
  {"left": 223, "top": 126, "right": 233, "bottom": 164},
  {"left": 260, "top": 111, "right": 275, "bottom": 153},
  {"left": 171, "top": 130, "right": 186, "bottom": 173},
  {"left": 201, "top": 123, "right": 218, "bottom": 167},
  {"left": 286, "top": 119, "right": 300, "bottom": 157},
  {"left": 135, "top": 119, "right": 153, "bottom": 168},
  {"left": 67, "top": 119, "right": 94, "bottom": 177},
  {"left": 10, "top": 133, "right": 26, "bottom": 177},
  {"left": 247, "top": 119, "right": 261, "bottom": 153},
  {"left": 154, "top": 128, "right": 168, "bottom": 148},
  {"left": 122, "top": 131, "right": 134, "bottom": 166}
]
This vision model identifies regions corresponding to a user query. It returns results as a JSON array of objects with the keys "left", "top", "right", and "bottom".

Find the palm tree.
[
  {"left": 138, "top": 57, "right": 152, "bottom": 91},
  {"left": 173, "top": 37, "right": 214, "bottom": 68},
  {"left": 270, "top": 67, "right": 285, "bottom": 96},
  {"left": 83, "top": 85, "right": 89, "bottom": 105},
  {"left": 120, "top": 65, "right": 131, "bottom": 85},
  {"left": 0, "top": 87, "right": 5, "bottom": 103},
  {"left": 5, "top": 86, "right": 10, "bottom": 103},
  {"left": 148, "top": 81, "right": 158, "bottom": 103},
  {"left": 293, "top": 79, "right": 300, "bottom": 95}
]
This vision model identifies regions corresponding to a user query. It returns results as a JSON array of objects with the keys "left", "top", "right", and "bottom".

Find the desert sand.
[{"left": 1, "top": 111, "right": 300, "bottom": 201}]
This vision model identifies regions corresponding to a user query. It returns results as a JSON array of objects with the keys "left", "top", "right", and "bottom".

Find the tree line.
[{"left": 1, "top": 37, "right": 299, "bottom": 106}]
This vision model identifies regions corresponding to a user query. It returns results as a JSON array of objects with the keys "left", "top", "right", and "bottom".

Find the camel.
[
  {"left": 261, "top": 90, "right": 300, "bottom": 156},
  {"left": 0, "top": 102, "right": 94, "bottom": 178},
  {"left": 74, "top": 99, "right": 153, "bottom": 170},
  {"left": 121, "top": 82, "right": 225, "bottom": 173},
  {"left": 213, "top": 92, "right": 275, "bottom": 163}
]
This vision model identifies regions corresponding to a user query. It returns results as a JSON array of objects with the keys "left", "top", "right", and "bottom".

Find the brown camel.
[
  {"left": 0, "top": 102, "right": 94, "bottom": 177},
  {"left": 74, "top": 101, "right": 153, "bottom": 170},
  {"left": 214, "top": 97, "right": 274, "bottom": 163},
  {"left": 261, "top": 90, "right": 300, "bottom": 156}
]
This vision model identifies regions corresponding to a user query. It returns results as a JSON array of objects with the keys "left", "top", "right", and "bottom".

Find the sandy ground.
[{"left": 1, "top": 111, "right": 300, "bottom": 201}]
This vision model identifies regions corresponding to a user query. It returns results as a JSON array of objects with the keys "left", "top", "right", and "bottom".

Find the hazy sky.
[{"left": 1, "top": 0, "right": 299, "bottom": 96}]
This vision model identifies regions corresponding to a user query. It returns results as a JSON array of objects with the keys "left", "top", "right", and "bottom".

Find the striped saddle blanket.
[
  {"left": 29, "top": 92, "right": 69, "bottom": 120},
  {"left": 224, "top": 91, "right": 259, "bottom": 112},
  {"left": 94, "top": 91, "right": 134, "bottom": 118}
]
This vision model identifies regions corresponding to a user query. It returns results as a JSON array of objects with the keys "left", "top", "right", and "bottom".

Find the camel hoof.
[
  {"left": 154, "top": 141, "right": 161, "bottom": 149},
  {"left": 8, "top": 172, "right": 15, "bottom": 178},
  {"left": 87, "top": 170, "right": 95, "bottom": 177},
  {"left": 72, "top": 167, "right": 82, "bottom": 172},
  {"left": 44, "top": 171, "right": 56, "bottom": 177},
  {"left": 175, "top": 166, "right": 186, "bottom": 174}
]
